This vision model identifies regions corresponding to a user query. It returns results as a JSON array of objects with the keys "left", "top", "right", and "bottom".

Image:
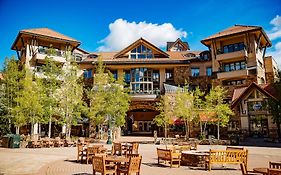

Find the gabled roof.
[
  {"left": 114, "top": 38, "right": 169, "bottom": 58},
  {"left": 231, "top": 82, "right": 278, "bottom": 108},
  {"left": 201, "top": 25, "right": 271, "bottom": 46},
  {"left": 12, "top": 28, "right": 80, "bottom": 50},
  {"left": 21, "top": 28, "right": 79, "bottom": 42},
  {"left": 166, "top": 38, "right": 190, "bottom": 51}
]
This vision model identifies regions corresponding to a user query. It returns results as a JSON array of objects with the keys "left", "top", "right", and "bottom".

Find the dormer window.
[{"left": 130, "top": 45, "right": 153, "bottom": 59}]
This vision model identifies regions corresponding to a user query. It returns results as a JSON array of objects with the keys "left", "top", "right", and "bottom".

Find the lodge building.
[{"left": 11, "top": 25, "right": 280, "bottom": 139}]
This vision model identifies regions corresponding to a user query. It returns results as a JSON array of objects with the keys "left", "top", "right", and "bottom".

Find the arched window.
[{"left": 130, "top": 45, "right": 153, "bottom": 59}]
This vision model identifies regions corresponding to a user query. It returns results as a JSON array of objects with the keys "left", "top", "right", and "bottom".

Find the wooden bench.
[
  {"left": 156, "top": 148, "right": 181, "bottom": 168},
  {"left": 208, "top": 149, "right": 248, "bottom": 171}
]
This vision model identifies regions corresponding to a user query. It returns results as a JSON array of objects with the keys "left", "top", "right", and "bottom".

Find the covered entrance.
[
  {"left": 126, "top": 109, "right": 159, "bottom": 135},
  {"left": 249, "top": 115, "right": 269, "bottom": 137}
]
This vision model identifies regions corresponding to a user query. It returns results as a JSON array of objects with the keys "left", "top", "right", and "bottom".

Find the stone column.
[{"left": 159, "top": 68, "right": 165, "bottom": 92}]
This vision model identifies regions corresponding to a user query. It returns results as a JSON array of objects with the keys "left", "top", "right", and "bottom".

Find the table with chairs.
[{"left": 252, "top": 161, "right": 281, "bottom": 175}]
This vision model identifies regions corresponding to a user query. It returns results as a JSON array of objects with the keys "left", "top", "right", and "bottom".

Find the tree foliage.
[
  {"left": 55, "top": 51, "right": 84, "bottom": 137},
  {"left": 153, "top": 94, "right": 174, "bottom": 139},
  {"left": 268, "top": 71, "right": 281, "bottom": 138},
  {"left": 12, "top": 69, "right": 44, "bottom": 133},
  {"left": 205, "top": 86, "right": 233, "bottom": 140},
  {"left": 87, "top": 57, "right": 130, "bottom": 139}
]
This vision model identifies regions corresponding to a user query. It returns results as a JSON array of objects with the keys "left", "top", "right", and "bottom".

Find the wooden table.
[
  {"left": 181, "top": 151, "right": 209, "bottom": 167},
  {"left": 106, "top": 155, "right": 129, "bottom": 163},
  {"left": 253, "top": 167, "right": 268, "bottom": 175}
]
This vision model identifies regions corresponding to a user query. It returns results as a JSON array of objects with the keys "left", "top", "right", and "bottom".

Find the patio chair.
[
  {"left": 87, "top": 146, "right": 100, "bottom": 164},
  {"left": 127, "top": 142, "right": 139, "bottom": 155},
  {"left": 270, "top": 161, "right": 281, "bottom": 169},
  {"left": 92, "top": 155, "right": 116, "bottom": 175},
  {"left": 268, "top": 168, "right": 281, "bottom": 175},
  {"left": 113, "top": 142, "right": 123, "bottom": 156},
  {"left": 117, "top": 155, "right": 142, "bottom": 175},
  {"left": 77, "top": 144, "right": 86, "bottom": 163},
  {"left": 240, "top": 163, "right": 260, "bottom": 175}
]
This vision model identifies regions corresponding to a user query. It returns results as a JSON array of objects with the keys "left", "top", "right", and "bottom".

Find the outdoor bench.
[
  {"left": 156, "top": 148, "right": 181, "bottom": 168},
  {"left": 207, "top": 149, "right": 248, "bottom": 171}
]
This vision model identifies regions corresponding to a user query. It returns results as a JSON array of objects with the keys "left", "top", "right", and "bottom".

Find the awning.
[{"left": 199, "top": 112, "right": 217, "bottom": 122}]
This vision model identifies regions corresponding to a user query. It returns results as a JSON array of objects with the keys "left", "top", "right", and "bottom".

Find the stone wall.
[{"left": 174, "top": 66, "right": 189, "bottom": 85}]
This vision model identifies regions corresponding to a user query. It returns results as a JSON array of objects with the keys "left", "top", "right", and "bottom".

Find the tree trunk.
[
  {"left": 185, "top": 120, "right": 189, "bottom": 140},
  {"left": 164, "top": 123, "right": 167, "bottom": 148},
  {"left": 66, "top": 124, "right": 71, "bottom": 139},
  {"left": 277, "top": 121, "right": 281, "bottom": 139},
  {"left": 217, "top": 121, "right": 220, "bottom": 140},
  {"left": 48, "top": 116, "right": 52, "bottom": 138},
  {"left": 16, "top": 126, "right": 20, "bottom": 134}
]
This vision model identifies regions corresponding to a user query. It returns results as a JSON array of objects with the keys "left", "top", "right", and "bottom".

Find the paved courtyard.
[{"left": 0, "top": 137, "right": 281, "bottom": 175}]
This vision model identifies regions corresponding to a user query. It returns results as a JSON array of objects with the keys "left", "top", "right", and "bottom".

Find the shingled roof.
[
  {"left": 12, "top": 28, "right": 80, "bottom": 50},
  {"left": 202, "top": 25, "right": 261, "bottom": 41},
  {"left": 20, "top": 28, "right": 79, "bottom": 42}
]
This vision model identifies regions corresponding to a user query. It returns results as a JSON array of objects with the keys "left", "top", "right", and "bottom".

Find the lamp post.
[{"left": 107, "top": 115, "right": 113, "bottom": 144}]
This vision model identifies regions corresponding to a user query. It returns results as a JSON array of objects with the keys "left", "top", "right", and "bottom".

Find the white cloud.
[
  {"left": 97, "top": 19, "right": 187, "bottom": 51},
  {"left": 268, "top": 15, "right": 281, "bottom": 40},
  {"left": 267, "top": 15, "right": 281, "bottom": 68},
  {"left": 267, "top": 42, "right": 281, "bottom": 68}
]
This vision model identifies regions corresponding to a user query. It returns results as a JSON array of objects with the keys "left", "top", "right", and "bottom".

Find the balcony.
[
  {"left": 129, "top": 90, "right": 160, "bottom": 100},
  {"left": 33, "top": 52, "right": 66, "bottom": 63},
  {"left": 216, "top": 50, "right": 248, "bottom": 62},
  {"left": 217, "top": 69, "right": 248, "bottom": 79}
]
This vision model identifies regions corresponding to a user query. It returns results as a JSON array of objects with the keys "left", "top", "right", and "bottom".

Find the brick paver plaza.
[{"left": 0, "top": 137, "right": 281, "bottom": 175}]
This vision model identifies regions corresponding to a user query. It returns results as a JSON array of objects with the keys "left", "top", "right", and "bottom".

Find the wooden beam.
[
  {"left": 256, "top": 33, "right": 262, "bottom": 53},
  {"left": 15, "top": 46, "right": 20, "bottom": 60},
  {"left": 262, "top": 46, "right": 267, "bottom": 59}
]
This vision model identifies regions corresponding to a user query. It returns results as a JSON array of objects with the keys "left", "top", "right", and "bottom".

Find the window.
[
  {"left": 165, "top": 69, "right": 174, "bottom": 81},
  {"left": 131, "top": 68, "right": 153, "bottom": 94},
  {"left": 206, "top": 67, "right": 212, "bottom": 76},
  {"left": 152, "top": 70, "right": 159, "bottom": 82},
  {"left": 191, "top": 68, "right": 200, "bottom": 77},
  {"left": 130, "top": 45, "right": 153, "bottom": 59},
  {"left": 222, "top": 42, "right": 245, "bottom": 54},
  {"left": 110, "top": 70, "right": 118, "bottom": 80},
  {"left": 84, "top": 69, "right": 92, "bottom": 78},
  {"left": 124, "top": 70, "right": 131, "bottom": 83},
  {"left": 223, "top": 61, "right": 246, "bottom": 72},
  {"left": 223, "top": 79, "right": 246, "bottom": 86}
]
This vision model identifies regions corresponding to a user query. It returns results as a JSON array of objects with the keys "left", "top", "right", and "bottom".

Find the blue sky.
[{"left": 1, "top": 0, "right": 281, "bottom": 68}]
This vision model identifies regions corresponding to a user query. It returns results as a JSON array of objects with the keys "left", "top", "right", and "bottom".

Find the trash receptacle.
[
  {"left": 2, "top": 135, "right": 11, "bottom": 148},
  {"left": 9, "top": 134, "right": 20, "bottom": 148}
]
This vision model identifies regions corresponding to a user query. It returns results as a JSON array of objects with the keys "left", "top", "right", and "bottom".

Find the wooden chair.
[
  {"left": 156, "top": 148, "right": 181, "bottom": 168},
  {"left": 127, "top": 142, "right": 139, "bottom": 155},
  {"left": 113, "top": 142, "right": 123, "bottom": 156},
  {"left": 92, "top": 155, "right": 116, "bottom": 175},
  {"left": 87, "top": 146, "right": 100, "bottom": 164},
  {"left": 270, "top": 161, "right": 281, "bottom": 169},
  {"left": 240, "top": 163, "right": 260, "bottom": 175},
  {"left": 117, "top": 156, "right": 142, "bottom": 175},
  {"left": 268, "top": 168, "right": 281, "bottom": 175},
  {"left": 77, "top": 144, "right": 86, "bottom": 163}
]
